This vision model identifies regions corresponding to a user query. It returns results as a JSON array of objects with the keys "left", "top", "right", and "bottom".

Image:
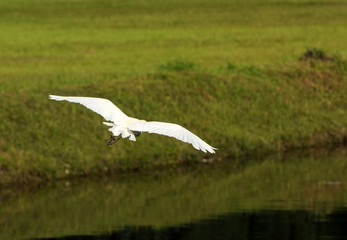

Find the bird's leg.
[
  {"left": 107, "top": 135, "right": 122, "bottom": 145},
  {"left": 109, "top": 136, "right": 122, "bottom": 145},
  {"left": 106, "top": 135, "right": 115, "bottom": 143}
]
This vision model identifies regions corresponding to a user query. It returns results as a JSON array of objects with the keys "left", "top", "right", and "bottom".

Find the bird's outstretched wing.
[
  {"left": 128, "top": 121, "right": 216, "bottom": 153},
  {"left": 49, "top": 95, "right": 128, "bottom": 124}
]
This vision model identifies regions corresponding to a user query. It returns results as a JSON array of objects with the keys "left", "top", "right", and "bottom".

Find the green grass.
[{"left": 0, "top": 0, "right": 346, "bottom": 184}]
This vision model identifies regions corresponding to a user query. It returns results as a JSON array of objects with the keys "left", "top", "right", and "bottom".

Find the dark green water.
[
  {"left": 1, "top": 148, "right": 346, "bottom": 240},
  {"left": 29, "top": 209, "right": 347, "bottom": 240}
]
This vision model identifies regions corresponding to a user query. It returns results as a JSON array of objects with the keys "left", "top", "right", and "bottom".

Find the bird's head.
[{"left": 133, "top": 131, "right": 142, "bottom": 137}]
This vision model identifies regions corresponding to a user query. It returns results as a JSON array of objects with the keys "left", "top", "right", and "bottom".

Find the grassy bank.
[
  {"left": 0, "top": 0, "right": 346, "bottom": 184},
  {"left": 1, "top": 55, "right": 346, "bottom": 184}
]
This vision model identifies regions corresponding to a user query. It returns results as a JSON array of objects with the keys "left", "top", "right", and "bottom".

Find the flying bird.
[{"left": 49, "top": 95, "right": 216, "bottom": 153}]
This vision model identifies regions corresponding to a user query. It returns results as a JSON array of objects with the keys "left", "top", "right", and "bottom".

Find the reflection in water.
[
  {"left": 30, "top": 209, "right": 347, "bottom": 240},
  {"left": 0, "top": 148, "right": 346, "bottom": 240}
]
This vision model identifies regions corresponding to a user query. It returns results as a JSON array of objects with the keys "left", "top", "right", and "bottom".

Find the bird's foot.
[
  {"left": 106, "top": 135, "right": 122, "bottom": 145},
  {"left": 106, "top": 135, "right": 115, "bottom": 144}
]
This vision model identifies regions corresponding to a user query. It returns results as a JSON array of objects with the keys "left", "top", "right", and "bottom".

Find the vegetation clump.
[
  {"left": 299, "top": 48, "right": 334, "bottom": 62},
  {"left": 158, "top": 60, "right": 198, "bottom": 72}
]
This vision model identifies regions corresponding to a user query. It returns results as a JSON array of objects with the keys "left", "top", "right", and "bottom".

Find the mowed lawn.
[
  {"left": 0, "top": 0, "right": 346, "bottom": 183},
  {"left": 0, "top": 0, "right": 346, "bottom": 89}
]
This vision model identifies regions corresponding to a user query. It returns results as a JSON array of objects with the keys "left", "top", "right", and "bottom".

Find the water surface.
[{"left": 0, "top": 148, "right": 346, "bottom": 239}]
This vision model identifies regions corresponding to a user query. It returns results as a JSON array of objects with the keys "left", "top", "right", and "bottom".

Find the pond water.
[{"left": 0, "top": 148, "right": 346, "bottom": 240}]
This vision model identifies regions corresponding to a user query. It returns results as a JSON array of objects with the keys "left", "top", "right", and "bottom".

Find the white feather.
[
  {"left": 128, "top": 121, "right": 216, "bottom": 154},
  {"left": 49, "top": 95, "right": 128, "bottom": 124},
  {"left": 50, "top": 95, "right": 216, "bottom": 153}
]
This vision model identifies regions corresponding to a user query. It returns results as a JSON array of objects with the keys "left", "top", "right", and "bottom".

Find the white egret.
[{"left": 49, "top": 95, "right": 216, "bottom": 153}]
